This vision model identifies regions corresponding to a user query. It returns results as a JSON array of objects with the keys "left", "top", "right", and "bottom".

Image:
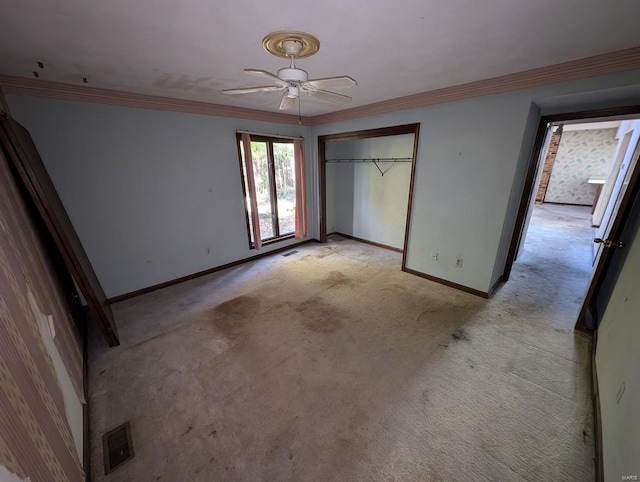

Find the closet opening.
[{"left": 318, "top": 123, "right": 420, "bottom": 266}]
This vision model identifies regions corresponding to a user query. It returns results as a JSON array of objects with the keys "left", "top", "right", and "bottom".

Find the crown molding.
[
  {"left": 310, "top": 46, "right": 640, "bottom": 125},
  {"left": 0, "top": 75, "right": 312, "bottom": 126},
  {"left": 1, "top": 46, "right": 639, "bottom": 127}
]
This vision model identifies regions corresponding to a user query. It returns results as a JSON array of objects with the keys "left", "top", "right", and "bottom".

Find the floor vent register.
[{"left": 103, "top": 421, "right": 134, "bottom": 474}]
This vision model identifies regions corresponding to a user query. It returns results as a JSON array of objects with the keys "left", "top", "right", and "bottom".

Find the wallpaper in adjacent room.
[
  {"left": 0, "top": 148, "right": 84, "bottom": 481},
  {"left": 544, "top": 128, "right": 618, "bottom": 205}
]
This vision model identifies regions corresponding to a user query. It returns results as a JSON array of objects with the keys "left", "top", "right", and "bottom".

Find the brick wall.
[{"left": 535, "top": 125, "right": 563, "bottom": 204}]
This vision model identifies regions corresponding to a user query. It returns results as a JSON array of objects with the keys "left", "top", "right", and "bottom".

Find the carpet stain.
[
  {"left": 210, "top": 295, "right": 260, "bottom": 338},
  {"left": 321, "top": 271, "right": 353, "bottom": 289},
  {"left": 213, "top": 295, "right": 259, "bottom": 316},
  {"left": 451, "top": 329, "right": 471, "bottom": 342},
  {"left": 296, "top": 296, "right": 343, "bottom": 333},
  {"left": 314, "top": 246, "right": 338, "bottom": 259}
]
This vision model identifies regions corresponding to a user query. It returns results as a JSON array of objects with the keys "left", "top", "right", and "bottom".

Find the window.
[{"left": 237, "top": 133, "right": 306, "bottom": 249}]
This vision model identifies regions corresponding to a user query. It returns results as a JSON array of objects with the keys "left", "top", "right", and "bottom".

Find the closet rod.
[{"left": 325, "top": 157, "right": 412, "bottom": 163}]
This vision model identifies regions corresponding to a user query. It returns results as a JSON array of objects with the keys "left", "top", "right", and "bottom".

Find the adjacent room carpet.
[{"left": 88, "top": 204, "right": 595, "bottom": 481}]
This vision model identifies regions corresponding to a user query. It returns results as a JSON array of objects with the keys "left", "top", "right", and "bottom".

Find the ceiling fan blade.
[
  {"left": 244, "top": 69, "right": 287, "bottom": 86},
  {"left": 305, "top": 76, "right": 357, "bottom": 90},
  {"left": 222, "top": 85, "right": 284, "bottom": 95},
  {"left": 279, "top": 93, "right": 296, "bottom": 110},
  {"left": 308, "top": 89, "right": 352, "bottom": 104}
]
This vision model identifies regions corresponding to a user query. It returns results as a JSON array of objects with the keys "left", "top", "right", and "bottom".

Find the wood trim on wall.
[
  {"left": 317, "top": 123, "right": 420, "bottom": 246},
  {"left": 0, "top": 75, "right": 312, "bottom": 126},
  {"left": 107, "top": 239, "right": 317, "bottom": 304},
  {"left": 402, "top": 267, "right": 489, "bottom": 299},
  {"left": 330, "top": 232, "right": 403, "bottom": 253},
  {"left": 0, "top": 116, "right": 120, "bottom": 347},
  {"left": 2, "top": 46, "right": 640, "bottom": 126},
  {"left": 591, "top": 330, "right": 604, "bottom": 482},
  {"left": 0, "top": 85, "right": 11, "bottom": 116},
  {"left": 503, "top": 105, "right": 640, "bottom": 283},
  {"left": 402, "top": 124, "right": 421, "bottom": 269},
  {"left": 310, "top": 46, "right": 640, "bottom": 125}
]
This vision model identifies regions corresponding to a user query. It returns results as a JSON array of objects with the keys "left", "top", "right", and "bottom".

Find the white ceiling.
[{"left": 1, "top": 0, "right": 639, "bottom": 116}]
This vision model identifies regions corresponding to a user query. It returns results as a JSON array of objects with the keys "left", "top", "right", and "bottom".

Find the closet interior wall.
[{"left": 325, "top": 133, "right": 414, "bottom": 250}]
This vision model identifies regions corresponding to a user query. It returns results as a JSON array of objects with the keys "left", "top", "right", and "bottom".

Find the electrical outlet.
[
  {"left": 431, "top": 251, "right": 438, "bottom": 261},
  {"left": 455, "top": 258, "right": 463, "bottom": 267}
]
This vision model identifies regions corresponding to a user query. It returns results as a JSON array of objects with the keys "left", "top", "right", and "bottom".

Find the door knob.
[{"left": 594, "top": 238, "right": 624, "bottom": 248}]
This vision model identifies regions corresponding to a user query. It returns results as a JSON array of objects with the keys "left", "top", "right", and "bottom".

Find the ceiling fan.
[{"left": 223, "top": 31, "right": 357, "bottom": 110}]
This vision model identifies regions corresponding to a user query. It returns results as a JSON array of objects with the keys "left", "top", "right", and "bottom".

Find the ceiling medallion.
[{"left": 262, "top": 31, "right": 320, "bottom": 59}]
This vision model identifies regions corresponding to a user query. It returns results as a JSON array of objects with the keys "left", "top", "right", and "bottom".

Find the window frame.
[{"left": 236, "top": 133, "right": 297, "bottom": 249}]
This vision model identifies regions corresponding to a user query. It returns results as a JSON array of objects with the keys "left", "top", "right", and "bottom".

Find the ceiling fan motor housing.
[{"left": 277, "top": 67, "right": 308, "bottom": 83}]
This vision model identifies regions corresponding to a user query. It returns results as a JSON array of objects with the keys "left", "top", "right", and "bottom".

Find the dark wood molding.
[
  {"left": 235, "top": 133, "right": 253, "bottom": 251},
  {"left": 591, "top": 330, "right": 604, "bottom": 482},
  {"left": 541, "top": 201, "right": 595, "bottom": 207},
  {"left": 0, "top": 115, "right": 120, "bottom": 346},
  {"left": 402, "top": 123, "right": 421, "bottom": 269},
  {"left": 319, "top": 123, "right": 422, "bottom": 142},
  {"left": 330, "top": 232, "right": 403, "bottom": 253},
  {"left": 502, "top": 118, "right": 550, "bottom": 281},
  {"left": 107, "top": 239, "right": 317, "bottom": 304},
  {"left": 402, "top": 266, "right": 489, "bottom": 299},
  {"left": 318, "top": 135, "right": 327, "bottom": 243},
  {"left": 0, "top": 85, "right": 11, "bottom": 116},
  {"left": 318, "top": 123, "right": 421, "bottom": 248},
  {"left": 503, "top": 105, "right": 640, "bottom": 283},
  {"left": 82, "top": 312, "right": 91, "bottom": 482}
]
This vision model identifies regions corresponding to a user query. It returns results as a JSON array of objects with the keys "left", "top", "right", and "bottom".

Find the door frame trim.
[
  {"left": 318, "top": 123, "right": 420, "bottom": 269},
  {"left": 0, "top": 115, "right": 120, "bottom": 346},
  {"left": 502, "top": 105, "right": 640, "bottom": 281}
]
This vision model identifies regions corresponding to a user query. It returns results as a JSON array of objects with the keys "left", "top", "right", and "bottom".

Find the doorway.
[
  {"left": 318, "top": 123, "right": 420, "bottom": 267},
  {"left": 504, "top": 106, "right": 640, "bottom": 331}
]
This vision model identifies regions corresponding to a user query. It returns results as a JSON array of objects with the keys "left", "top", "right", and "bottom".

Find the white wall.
[
  {"left": 596, "top": 205, "right": 640, "bottom": 479},
  {"left": 311, "top": 69, "right": 640, "bottom": 293},
  {"left": 7, "top": 96, "right": 312, "bottom": 298},
  {"left": 325, "top": 134, "right": 413, "bottom": 249},
  {"left": 8, "top": 68, "right": 640, "bottom": 298}
]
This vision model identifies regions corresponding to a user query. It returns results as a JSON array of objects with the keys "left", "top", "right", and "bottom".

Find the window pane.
[
  {"left": 250, "top": 141, "right": 275, "bottom": 240},
  {"left": 273, "top": 142, "right": 296, "bottom": 236}
]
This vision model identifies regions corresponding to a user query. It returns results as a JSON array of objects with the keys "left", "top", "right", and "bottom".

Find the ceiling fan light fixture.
[
  {"left": 262, "top": 31, "right": 320, "bottom": 59},
  {"left": 277, "top": 67, "right": 308, "bottom": 83},
  {"left": 222, "top": 31, "right": 355, "bottom": 111}
]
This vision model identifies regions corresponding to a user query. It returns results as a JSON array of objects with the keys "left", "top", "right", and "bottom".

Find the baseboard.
[
  {"left": 82, "top": 312, "right": 91, "bottom": 481},
  {"left": 329, "top": 232, "right": 403, "bottom": 253},
  {"left": 402, "top": 266, "right": 489, "bottom": 298},
  {"left": 591, "top": 330, "right": 604, "bottom": 482},
  {"left": 107, "top": 239, "right": 317, "bottom": 304},
  {"left": 488, "top": 275, "right": 504, "bottom": 297},
  {"left": 541, "top": 201, "right": 593, "bottom": 208}
]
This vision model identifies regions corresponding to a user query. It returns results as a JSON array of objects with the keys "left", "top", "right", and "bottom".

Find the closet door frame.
[{"left": 318, "top": 122, "right": 420, "bottom": 268}]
